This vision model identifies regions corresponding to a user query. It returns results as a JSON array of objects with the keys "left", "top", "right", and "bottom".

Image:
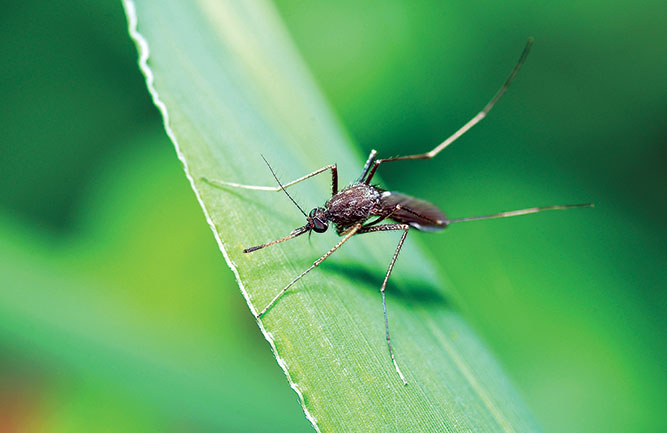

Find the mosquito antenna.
[
  {"left": 446, "top": 203, "right": 593, "bottom": 225},
  {"left": 261, "top": 155, "right": 308, "bottom": 217}
]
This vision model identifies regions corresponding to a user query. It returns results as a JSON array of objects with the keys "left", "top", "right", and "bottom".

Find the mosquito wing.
[{"left": 379, "top": 191, "right": 448, "bottom": 231}]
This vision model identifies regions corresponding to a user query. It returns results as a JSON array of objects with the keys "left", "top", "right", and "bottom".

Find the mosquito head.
[{"left": 307, "top": 207, "right": 329, "bottom": 233}]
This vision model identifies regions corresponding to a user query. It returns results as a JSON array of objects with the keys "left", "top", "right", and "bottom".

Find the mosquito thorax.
[
  {"left": 326, "top": 183, "right": 381, "bottom": 229},
  {"left": 308, "top": 207, "right": 329, "bottom": 233}
]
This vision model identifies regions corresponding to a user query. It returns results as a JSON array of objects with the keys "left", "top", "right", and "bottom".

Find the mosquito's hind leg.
[
  {"left": 358, "top": 223, "right": 411, "bottom": 385},
  {"left": 363, "top": 38, "right": 534, "bottom": 184},
  {"left": 203, "top": 163, "right": 338, "bottom": 195}
]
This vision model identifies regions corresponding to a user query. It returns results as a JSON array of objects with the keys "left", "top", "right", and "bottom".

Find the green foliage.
[
  {"left": 0, "top": 1, "right": 664, "bottom": 432},
  {"left": 124, "top": 1, "right": 543, "bottom": 431},
  {"left": 0, "top": 135, "right": 313, "bottom": 432}
]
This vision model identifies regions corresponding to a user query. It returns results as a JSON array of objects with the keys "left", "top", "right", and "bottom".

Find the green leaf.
[
  {"left": 124, "top": 1, "right": 542, "bottom": 431},
  {"left": 0, "top": 138, "right": 313, "bottom": 432}
]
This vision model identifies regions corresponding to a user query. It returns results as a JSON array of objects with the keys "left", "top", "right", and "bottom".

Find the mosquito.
[{"left": 203, "top": 38, "right": 592, "bottom": 385}]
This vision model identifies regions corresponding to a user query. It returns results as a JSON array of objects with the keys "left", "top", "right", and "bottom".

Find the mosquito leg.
[
  {"left": 203, "top": 163, "right": 339, "bottom": 195},
  {"left": 358, "top": 223, "right": 411, "bottom": 385},
  {"left": 255, "top": 223, "right": 361, "bottom": 318},
  {"left": 356, "top": 149, "right": 378, "bottom": 183},
  {"left": 361, "top": 204, "right": 405, "bottom": 228},
  {"left": 363, "top": 38, "right": 534, "bottom": 184},
  {"left": 446, "top": 202, "right": 594, "bottom": 224}
]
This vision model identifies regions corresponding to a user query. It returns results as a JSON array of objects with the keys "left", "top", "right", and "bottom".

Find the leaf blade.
[{"left": 124, "top": 1, "right": 542, "bottom": 431}]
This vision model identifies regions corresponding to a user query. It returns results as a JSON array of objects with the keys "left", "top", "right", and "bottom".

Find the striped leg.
[
  {"left": 203, "top": 163, "right": 338, "bottom": 195},
  {"left": 255, "top": 224, "right": 361, "bottom": 318},
  {"left": 359, "top": 223, "right": 411, "bottom": 385},
  {"left": 363, "top": 38, "right": 534, "bottom": 184}
]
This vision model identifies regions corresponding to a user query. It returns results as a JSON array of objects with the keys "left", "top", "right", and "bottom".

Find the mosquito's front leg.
[
  {"left": 358, "top": 223, "right": 411, "bottom": 385},
  {"left": 363, "top": 38, "right": 534, "bottom": 184},
  {"left": 203, "top": 163, "right": 338, "bottom": 195},
  {"left": 255, "top": 223, "right": 361, "bottom": 318}
]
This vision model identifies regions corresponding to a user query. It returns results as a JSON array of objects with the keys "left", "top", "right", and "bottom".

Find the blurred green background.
[{"left": 0, "top": 1, "right": 664, "bottom": 432}]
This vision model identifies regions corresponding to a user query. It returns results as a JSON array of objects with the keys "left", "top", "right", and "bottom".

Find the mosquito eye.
[
  {"left": 308, "top": 208, "right": 328, "bottom": 233},
  {"left": 312, "top": 218, "right": 328, "bottom": 233}
]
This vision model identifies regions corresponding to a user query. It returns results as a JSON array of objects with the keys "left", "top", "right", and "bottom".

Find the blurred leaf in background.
[
  {"left": 0, "top": 1, "right": 311, "bottom": 432},
  {"left": 0, "top": 0, "right": 664, "bottom": 433}
]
